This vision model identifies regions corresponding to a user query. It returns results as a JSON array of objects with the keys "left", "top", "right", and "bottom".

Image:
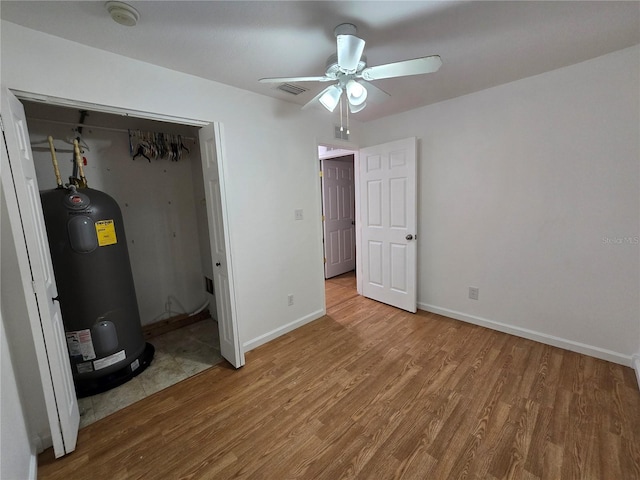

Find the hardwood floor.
[{"left": 38, "top": 271, "right": 640, "bottom": 479}]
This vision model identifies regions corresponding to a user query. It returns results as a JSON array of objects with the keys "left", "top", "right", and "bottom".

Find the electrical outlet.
[
  {"left": 294, "top": 209, "right": 303, "bottom": 221},
  {"left": 469, "top": 287, "right": 479, "bottom": 300},
  {"left": 288, "top": 294, "right": 294, "bottom": 306},
  {"left": 204, "top": 276, "right": 214, "bottom": 295}
]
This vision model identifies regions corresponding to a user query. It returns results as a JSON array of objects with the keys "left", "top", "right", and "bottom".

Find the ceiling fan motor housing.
[
  {"left": 325, "top": 54, "right": 367, "bottom": 78},
  {"left": 334, "top": 23, "right": 358, "bottom": 37}
]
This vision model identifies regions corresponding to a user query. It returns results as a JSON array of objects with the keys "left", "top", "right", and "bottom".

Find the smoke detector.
[{"left": 105, "top": 1, "right": 140, "bottom": 27}]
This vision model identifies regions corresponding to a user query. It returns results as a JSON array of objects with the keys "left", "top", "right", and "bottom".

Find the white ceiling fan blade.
[
  {"left": 361, "top": 55, "right": 442, "bottom": 81},
  {"left": 259, "top": 76, "right": 333, "bottom": 83},
  {"left": 337, "top": 34, "right": 365, "bottom": 73},
  {"left": 359, "top": 80, "right": 391, "bottom": 105}
]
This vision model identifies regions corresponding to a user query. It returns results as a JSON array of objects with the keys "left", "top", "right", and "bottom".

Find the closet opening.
[{"left": 24, "top": 100, "right": 222, "bottom": 428}]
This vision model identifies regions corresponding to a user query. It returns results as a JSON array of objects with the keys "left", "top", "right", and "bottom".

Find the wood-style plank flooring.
[{"left": 38, "top": 272, "right": 640, "bottom": 479}]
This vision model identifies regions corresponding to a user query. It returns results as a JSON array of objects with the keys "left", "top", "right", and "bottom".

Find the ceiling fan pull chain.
[
  {"left": 346, "top": 99, "right": 350, "bottom": 135},
  {"left": 339, "top": 96, "right": 344, "bottom": 132}
]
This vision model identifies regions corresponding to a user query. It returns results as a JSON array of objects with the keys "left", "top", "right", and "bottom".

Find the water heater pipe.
[
  {"left": 47, "top": 135, "right": 63, "bottom": 188},
  {"left": 72, "top": 139, "right": 88, "bottom": 188}
]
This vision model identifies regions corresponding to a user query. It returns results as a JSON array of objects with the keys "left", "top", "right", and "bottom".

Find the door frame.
[
  {"left": 317, "top": 138, "right": 419, "bottom": 310},
  {"left": 4, "top": 88, "right": 243, "bottom": 449},
  {"left": 317, "top": 142, "right": 362, "bottom": 296},
  {"left": 320, "top": 155, "right": 356, "bottom": 279}
]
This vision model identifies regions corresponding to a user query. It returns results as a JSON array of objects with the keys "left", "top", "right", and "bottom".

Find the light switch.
[{"left": 295, "top": 209, "right": 303, "bottom": 221}]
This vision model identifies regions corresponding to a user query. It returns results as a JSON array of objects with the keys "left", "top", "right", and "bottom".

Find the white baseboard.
[
  {"left": 242, "top": 308, "right": 325, "bottom": 352},
  {"left": 29, "top": 446, "right": 38, "bottom": 480},
  {"left": 418, "top": 302, "right": 632, "bottom": 367},
  {"left": 633, "top": 354, "right": 640, "bottom": 390}
]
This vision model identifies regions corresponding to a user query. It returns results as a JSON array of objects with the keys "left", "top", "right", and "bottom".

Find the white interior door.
[
  {"left": 1, "top": 87, "right": 79, "bottom": 457},
  {"left": 322, "top": 157, "right": 356, "bottom": 278},
  {"left": 359, "top": 137, "right": 417, "bottom": 313},
  {"left": 199, "top": 123, "right": 244, "bottom": 368}
]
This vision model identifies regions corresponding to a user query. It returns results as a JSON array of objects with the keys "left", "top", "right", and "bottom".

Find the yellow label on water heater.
[{"left": 95, "top": 220, "right": 117, "bottom": 246}]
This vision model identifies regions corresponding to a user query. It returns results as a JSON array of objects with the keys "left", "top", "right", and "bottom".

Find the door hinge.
[
  {"left": 31, "top": 281, "right": 37, "bottom": 294},
  {"left": 0, "top": 115, "right": 4, "bottom": 133},
  {"left": 322, "top": 215, "right": 325, "bottom": 222},
  {"left": 319, "top": 171, "right": 323, "bottom": 178},
  {"left": 323, "top": 257, "right": 326, "bottom": 264}
]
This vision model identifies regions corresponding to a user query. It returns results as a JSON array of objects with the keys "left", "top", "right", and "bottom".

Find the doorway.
[
  {"left": 318, "top": 144, "right": 359, "bottom": 310},
  {"left": 319, "top": 138, "right": 419, "bottom": 314}
]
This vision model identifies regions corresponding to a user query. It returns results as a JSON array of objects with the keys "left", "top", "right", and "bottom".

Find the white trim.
[
  {"left": 29, "top": 447, "right": 38, "bottom": 480},
  {"left": 418, "top": 302, "right": 633, "bottom": 367},
  {"left": 353, "top": 149, "right": 362, "bottom": 296},
  {"left": 12, "top": 89, "right": 209, "bottom": 127},
  {"left": 242, "top": 309, "right": 325, "bottom": 352},
  {"left": 633, "top": 354, "right": 640, "bottom": 390},
  {"left": 319, "top": 148, "right": 357, "bottom": 160}
]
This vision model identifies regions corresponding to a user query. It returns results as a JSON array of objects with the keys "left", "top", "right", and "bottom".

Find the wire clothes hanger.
[{"left": 129, "top": 129, "right": 190, "bottom": 162}]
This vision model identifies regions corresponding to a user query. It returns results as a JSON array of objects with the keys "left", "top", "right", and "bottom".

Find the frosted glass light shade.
[
  {"left": 346, "top": 80, "right": 368, "bottom": 106},
  {"left": 319, "top": 85, "right": 343, "bottom": 112},
  {"left": 349, "top": 102, "right": 367, "bottom": 113}
]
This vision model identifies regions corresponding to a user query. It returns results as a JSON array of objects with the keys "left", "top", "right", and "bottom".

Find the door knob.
[
  {"left": 406, "top": 234, "right": 414, "bottom": 241},
  {"left": 215, "top": 262, "right": 221, "bottom": 267}
]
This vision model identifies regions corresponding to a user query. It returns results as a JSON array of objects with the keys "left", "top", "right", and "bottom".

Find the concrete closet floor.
[{"left": 78, "top": 318, "right": 222, "bottom": 428}]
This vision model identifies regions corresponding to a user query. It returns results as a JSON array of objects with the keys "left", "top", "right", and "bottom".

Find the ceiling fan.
[{"left": 259, "top": 23, "right": 442, "bottom": 113}]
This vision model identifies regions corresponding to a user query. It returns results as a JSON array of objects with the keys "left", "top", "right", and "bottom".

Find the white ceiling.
[{"left": 2, "top": 1, "right": 639, "bottom": 122}]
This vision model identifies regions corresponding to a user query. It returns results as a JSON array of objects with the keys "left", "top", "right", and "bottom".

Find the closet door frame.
[{"left": 6, "top": 89, "right": 244, "bottom": 452}]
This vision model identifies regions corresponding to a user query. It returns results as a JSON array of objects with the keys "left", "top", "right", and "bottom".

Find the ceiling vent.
[{"left": 276, "top": 83, "right": 308, "bottom": 96}]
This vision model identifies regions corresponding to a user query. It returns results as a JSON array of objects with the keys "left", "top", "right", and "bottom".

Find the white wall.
[
  {"left": 1, "top": 20, "right": 360, "bottom": 348},
  {"left": 361, "top": 45, "right": 640, "bottom": 365},
  {"left": 26, "top": 105, "right": 207, "bottom": 325}
]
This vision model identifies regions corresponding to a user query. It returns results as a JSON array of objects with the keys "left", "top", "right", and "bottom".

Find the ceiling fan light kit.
[
  {"left": 259, "top": 23, "right": 442, "bottom": 115},
  {"left": 346, "top": 80, "right": 367, "bottom": 106},
  {"left": 349, "top": 102, "right": 367, "bottom": 114},
  {"left": 319, "top": 85, "right": 343, "bottom": 112}
]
